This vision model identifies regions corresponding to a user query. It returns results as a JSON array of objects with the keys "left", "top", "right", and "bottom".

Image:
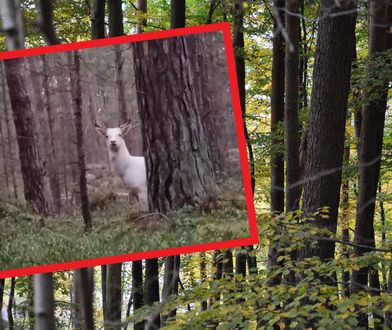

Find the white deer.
[{"left": 95, "top": 120, "right": 148, "bottom": 212}]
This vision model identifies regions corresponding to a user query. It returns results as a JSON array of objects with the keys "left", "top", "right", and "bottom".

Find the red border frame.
[{"left": 0, "top": 22, "right": 259, "bottom": 279}]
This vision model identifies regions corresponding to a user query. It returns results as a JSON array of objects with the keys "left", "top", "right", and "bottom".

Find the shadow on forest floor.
[{"left": 0, "top": 194, "right": 250, "bottom": 271}]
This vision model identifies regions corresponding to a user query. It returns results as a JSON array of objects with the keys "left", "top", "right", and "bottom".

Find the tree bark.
[
  {"left": 105, "top": 263, "right": 122, "bottom": 330},
  {"left": 352, "top": 1, "right": 391, "bottom": 327},
  {"left": 68, "top": 51, "right": 92, "bottom": 230},
  {"left": 300, "top": 0, "right": 357, "bottom": 264},
  {"left": 268, "top": 0, "right": 285, "bottom": 286},
  {"left": 4, "top": 58, "right": 53, "bottom": 216},
  {"left": 170, "top": 0, "right": 186, "bottom": 28},
  {"left": 108, "top": 0, "right": 124, "bottom": 37},
  {"left": 114, "top": 45, "right": 128, "bottom": 123},
  {"left": 38, "top": 0, "right": 62, "bottom": 45},
  {"left": 91, "top": 0, "right": 106, "bottom": 39},
  {"left": 133, "top": 36, "right": 217, "bottom": 212},
  {"left": 33, "top": 274, "right": 55, "bottom": 330},
  {"left": 144, "top": 258, "right": 160, "bottom": 329},
  {"left": 132, "top": 260, "right": 144, "bottom": 330},
  {"left": 74, "top": 268, "right": 95, "bottom": 330}
]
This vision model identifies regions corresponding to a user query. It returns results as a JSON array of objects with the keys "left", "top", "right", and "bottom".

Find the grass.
[{"left": 0, "top": 196, "right": 250, "bottom": 271}]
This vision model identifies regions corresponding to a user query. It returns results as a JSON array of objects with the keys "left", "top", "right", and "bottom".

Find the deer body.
[{"left": 95, "top": 121, "right": 148, "bottom": 211}]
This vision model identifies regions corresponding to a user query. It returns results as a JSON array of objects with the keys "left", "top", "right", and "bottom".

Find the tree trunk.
[
  {"left": 7, "top": 277, "right": 15, "bottom": 330},
  {"left": 170, "top": 0, "right": 186, "bottom": 28},
  {"left": 0, "top": 279, "right": 4, "bottom": 330},
  {"left": 38, "top": 0, "right": 62, "bottom": 45},
  {"left": 133, "top": 36, "right": 217, "bottom": 212},
  {"left": 284, "top": 0, "right": 301, "bottom": 212},
  {"left": 268, "top": 0, "right": 285, "bottom": 286},
  {"left": 68, "top": 51, "right": 92, "bottom": 230},
  {"left": 101, "top": 265, "right": 107, "bottom": 326},
  {"left": 200, "top": 252, "right": 208, "bottom": 310},
  {"left": 222, "top": 250, "right": 233, "bottom": 278},
  {"left": 144, "top": 258, "right": 160, "bottom": 329},
  {"left": 4, "top": 57, "right": 53, "bottom": 216},
  {"left": 132, "top": 260, "right": 144, "bottom": 330},
  {"left": 74, "top": 268, "right": 95, "bottom": 330},
  {"left": 0, "top": 86, "right": 10, "bottom": 198},
  {"left": 108, "top": 0, "right": 124, "bottom": 37},
  {"left": 136, "top": 0, "right": 147, "bottom": 33},
  {"left": 105, "top": 263, "right": 122, "bottom": 330},
  {"left": 300, "top": 0, "right": 357, "bottom": 264},
  {"left": 114, "top": 45, "right": 128, "bottom": 123},
  {"left": 352, "top": 1, "right": 391, "bottom": 327},
  {"left": 91, "top": 0, "right": 106, "bottom": 39},
  {"left": 33, "top": 274, "right": 55, "bottom": 330},
  {"left": 0, "top": 0, "right": 24, "bottom": 50}
]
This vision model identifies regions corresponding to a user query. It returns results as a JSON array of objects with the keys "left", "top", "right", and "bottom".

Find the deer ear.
[
  {"left": 95, "top": 122, "right": 107, "bottom": 136},
  {"left": 120, "top": 120, "right": 132, "bottom": 136}
]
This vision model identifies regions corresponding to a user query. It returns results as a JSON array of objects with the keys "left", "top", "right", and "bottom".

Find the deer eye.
[
  {"left": 119, "top": 134, "right": 122, "bottom": 137},
  {"left": 105, "top": 135, "right": 108, "bottom": 138}
]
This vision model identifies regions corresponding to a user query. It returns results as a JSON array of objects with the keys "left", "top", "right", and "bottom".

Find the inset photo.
[{"left": 0, "top": 24, "right": 257, "bottom": 277}]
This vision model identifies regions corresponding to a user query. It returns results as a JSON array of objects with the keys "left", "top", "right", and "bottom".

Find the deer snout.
[{"left": 110, "top": 140, "right": 117, "bottom": 145}]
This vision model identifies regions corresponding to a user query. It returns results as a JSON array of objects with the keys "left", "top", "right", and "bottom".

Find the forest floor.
[{"left": 0, "top": 193, "right": 250, "bottom": 271}]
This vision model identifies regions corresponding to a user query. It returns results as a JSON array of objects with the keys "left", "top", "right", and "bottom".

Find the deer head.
[{"left": 95, "top": 120, "right": 133, "bottom": 153}]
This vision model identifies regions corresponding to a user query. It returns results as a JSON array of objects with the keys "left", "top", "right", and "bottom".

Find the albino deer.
[{"left": 95, "top": 120, "right": 148, "bottom": 212}]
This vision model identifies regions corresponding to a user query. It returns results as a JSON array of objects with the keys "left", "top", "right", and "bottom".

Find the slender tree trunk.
[
  {"left": 0, "top": 99, "right": 10, "bottom": 198},
  {"left": 33, "top": 274, "right": 55, "bottom": 330},
  {"left": 91, "top": 0, "right": 106, "bottom": 39},
  {"left": 0, "top": 278, "right": 4, "bottom": 330},
  {"left": 101, "top": 265, "right": 107, "bottom": 327},
  {"left": 300, "top": 0, "right": 357, "bottom": 265},
  {"left": 4, "top": 58, "right": 53, "bottom": 216},
  {"left": 144, "top": 258, "right": 160, "bottom": 330},
  {"left": 69, "top": 51, "right": 92, "bottom": 230},
  {"left": 0, "top": 0, "right": 24, "bottom": 50},
  {"left": 268, "top": 0, "right": 285, "bottom": 286},
  {"left": 170, "top": 0, "right": 186, "bottom": 28},
  {"left": 222, "top": 250, "right": 233, "bottom": 278},
  {"left": 74, "top": 268, "right": 95, "bottom": 330},
  {"left": 200, "top": 252, "right": 208, "bottom": 310},
  {"left": 7, "top": 278, "right": 15, "bottom": 330},
  {"left": 132, "top": 260, "right": 144, "bottom": 330},
  {"left": 108, "top": 0, "right": 124, "bottom": 37},
  {"left": 38, "top": 0, "right": 62, "bottom": 45},
  {"left": 352, "top": 1, "right": 391, "bottom": 327},
  {"left": 136, "top": 0, "right": 147, "bottom": 33},
  {"left": 114, "top": 45, "right": 128, "bottom": 123},
  {"left": 105, "top": 263, "right": 122, "bottom": 330}
]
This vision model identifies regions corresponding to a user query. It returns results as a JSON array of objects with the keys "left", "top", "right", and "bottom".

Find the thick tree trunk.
[
  {"left": 0, "top": 0, "right": 24, "bottom": 50},
  {"left": 284, "top": 0, "right": 301, "bottom": 212},
  {"left": 268, "top": 0, "right": 285, "bottom": 286},
  {"left": 133, "top": 36, "right": 217, "bottom": 212},
  {"left": 105, "top": 263, "right": 122, "bottom": 330},
  {"left": 4, "top": 58, "right": 53, "bottom": 216},
  {"left": 108, "top": 0, "right": 124, "bottom": 37},
  {"left": 170, "top": 0, "right": 186, "bottom": 28},
  {"left": 132, "top": 260, "right": 144, "bottom": 330},
  {"left": 33, "top": 274, "right": 55, "bottom": 330},
  {"left": 91, "top": 0, "right": 106, "bottom": 39},
  {"left": 136, "top": 0, "right": 147, "bottom": 33},
  {"left": 352, "top": 1, "right": 391, "bottom": 327},
  {"left": 69, "top": 51, "right": 92, "bottom": 230},
  {"left": 144, "top": 258, "right": 160, "bottom": 329},
  {"left": 38, "top": 0, "right": 62, "bottom": 45},
  {"left": 300, "top": 0, "right": 357, "bottom": 264}
]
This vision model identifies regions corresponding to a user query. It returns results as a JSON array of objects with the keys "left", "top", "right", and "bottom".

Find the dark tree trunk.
[
  {"left": 235, "top": 249, "right": 247, "bottom": 277},
  {"left": 136, "top": 0, "right": 147, "bottom": 33},
  {"left": 246, "top": 245, "right": 257, "bottom": 275},
  {"left": 74, "top": 268, "right": 95, "bottom": 330},
  {"left": 91, "top": 0, "right": 106, "bottom": 39},
  {"left": 0, "top": 279, "right": 4, "bottom": 330},
  {"left": 170, "top": 0, "right": 186, "bottom": 28},
  {"left": 352, "top": 1, "right": 391, "bottom": 327},
  {"left": 132, "top": 260, "right": 144, "bottom": 330},
  {"left": 69, "top": 51, "right": 92, "bottom": 231},
  {"left": 222, "top": 250, "right": 233, "bottom": 278},
  {"left": 108, "top": 0, "right": 124, "bottom": 37},
  {"left": 200, "top": 252, "right": 208, "bottom": 310},
  {"left": 38, "top": 0, "right": 62, "bottom": 45},
  {"left": 105, "top": 263, "right": 122, "bottom": 330},
  {"left": 0, "top": 82, "right": 10, "bottom": 197},
  {"left": 268, "top": 0, "right": 285, "bottom": 286},
  {"left": 42, "top": 56, "right": 61, "bottom": 213},
  {"left": 101, "top": 265, "right": 107, "bottom": 326},
  {"left": 33, "top": 274, "right": 55, "bottom": 330},
  {"left": 4, "top": 58, "right": 53, "bottom": 215},
  {"left": 233, "top": 0, "right": 255, "bottom": 192},
  {"left": 284, "top": 0, "right": 301, "bottom": 212},
  {"left": 133, "top": 36, "right": 217, "bottom": 212},
  {"left": 144, "top": 258, "right": 160, "bottom": 329},
  {"left": 7, "top": 277, "right": 15, "bottom": 330},
  {"left": 300, "top": 0, "right": 357, "bottom": 264}
]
